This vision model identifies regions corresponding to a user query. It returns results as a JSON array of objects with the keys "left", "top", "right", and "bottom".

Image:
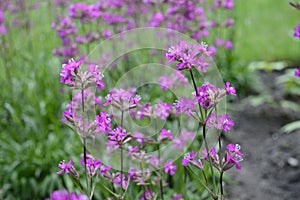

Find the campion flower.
[
  {"left": 137, "top": 102, "right": 172, "bottom": 121},
  {"left": 158, "top": 129, "right": 173, "bottom": 142},
  {"left": 94, "top": 112, "right": 112, "bottom": 134},
  {"left": 46, "top": 190, "right": 88, "bottom": 200},
  {"left": 148, "top": 155, "right": 162, "bottom": 168},
  {"left": 127, "top": 145, "right": 139, "bottom": 156},
  {"left": 295, "top": 68, "right": 300, "bottom": 77},
  {"left": 225, "top": 82, "right": 236, "bottom": 96},
  {"left": 294, "top": 24, "right": 300, "bottom": 38},
  {"left": 224, "top": 144, "right": 243, "bottom": 170},
  {"left": 52, "top": 18, "right": 77, "bottom": 39},
  {"left": 202, "top": 147, "right": 218, "bottom": 162},
  {"left": 158, "top": 70, "right": 188, "bottom": 90},
  {"left": 224, "top": 40, "right": 233, "bottom": 50},
  {"left": 128, "top": 167, "right": 150, "bottom": 186},
  {"left": 164, "top": 161, "right": 177, "bottom": 176},
  {"left": 172, "top": 194, "right": 183, "bottom": 200},
  {"left": 113, "top": 173, "right": 128, "bottom": 189},
  {"left": 60, "top": 59, "right": 82, "bottom": 86},
  {"left": 173, "top": 131, "right": 194, "bottom": 149},
  {"left": 140, "top": 190, "right": 155, "bottom": 200},
  {"left": 69, "top": 3, "right": 101, "bottom": 23},
  {"left": 87, "top": 64, "right": 105, "bottom": 90},
  {"left": 182, "top": 151, "right": 197, "bottom": 166},
  {"left": 0, "top": 10, "right": 6, "bottom": 35},
  {"left": 80, "top": 154, "right": 102, "bottom": 176},
  {"left": 108, "top": 126, "right": 130, "bottom": 146},
  {"left": 166, "top": 41, "right": 211, "bottom": 73},
  {"left": 57, "top": 159, "right": 78, "bottom": 178},
  {"left": 104, "top": 88, "right": 141, "bottom": 111},
  {"left": 207, "top": 113, "right": 234, "bottom": 132},
  {"left": 174, "top": 97, "right": 197, "bottom": 116}
]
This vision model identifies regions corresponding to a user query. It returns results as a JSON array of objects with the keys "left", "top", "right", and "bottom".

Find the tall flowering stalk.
[{"left": 166, "top": 41, "right": 240, "bottom": 199}]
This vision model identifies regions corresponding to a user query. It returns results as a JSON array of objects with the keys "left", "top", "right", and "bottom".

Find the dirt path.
[{"left": 226, "top": 105, "right": 300, "bottom": 200}]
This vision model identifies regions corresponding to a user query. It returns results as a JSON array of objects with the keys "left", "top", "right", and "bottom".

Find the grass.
[{"left": 234, "top": 0, "right": 300, "bottom": 62}]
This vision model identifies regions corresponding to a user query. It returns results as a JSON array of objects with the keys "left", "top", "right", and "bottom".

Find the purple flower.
[
  {"left": 164, "top": 161, "right": 177, "bottom": 176},
  {"left": 108, "top": 126, "right": 127, "bottom": 144},
  {"left": 225, "top": 82, "right": 236, "bottom": 96},
  {"left": 166, "top": 41, "right": 211, "bottom": 72},
  {"left": 225, "top": 18, "right": 234, "bottom": 27},
  {"left": 60, "top": 59, "right": 82, "bottom": 86},
  {"left": 69, "top": 3, "right": 100, "bottom": 23},
  {"left": 50, "top": 190, "right": 69, "bottom": 200},
  {"left": 182, "top": 151, "right": 197, "bottom": 166},
  {"left": 127, "top": 146, "right": 139, "bottom": 156},
  {"left": 154, "top": 102, "right": 172, "bottom": 120},
  {"left": 104, "top": 88, "right": 140, "bottom": 111},
  {"left": 87, "top": 64, "right": 105, "bottom": 90},
  {"left": 224, "top": 144, "right": 243, "bottom": 170},
  {"left": 215, "top": 38, "right": 223, "bottom": 46},
  {"left": 80, "top": 154, "right": 102, "bottom": 176},
  {"left": 224, "top": 41, "right": 233, "bottom": 50},
  {"left": 173, "top": 131, "right": 194, "bottom": 149},
  {"left": 94, "top": 112, "right": 112, "bottom": 134},
  {"left": 158, "top": 129, "right": 173, "bottom": 142},
  {"left": 294, "top": 24, "right": 300, "bottom": 38},
  {"left": 140, "top": 190, "right": 155, "bottom": 200},
  {"left": 113, "top": 173, "right": 128, "bottom": 189},
  {"left": 148, "top": 155, "right": 162, "bottom": 168},
  {"left": 52, "top": 18, "right": 77, "bottom": 38},
  {"left": 47, "top": 190, "right": 88, "bottom": 200},
  {"left": 194, "top": 82, "right": 219, "bottom": 109},
  {"left": 57, "top": 159, "right": 74, "bottom": 174},
  {"left": 295, "top": 68, "right": 300, "bottom": 77},
  {"left": 202, "top": 147, "right": 218, "bottom": 161},
  {"left": 207, "top": 113, "right": 234, "bottom": 132},
  {"left": 174, "top": 97, "right": 197, "bottom": 116},
  {"left": 172, "top": 194, "right": 183, "bottom": 200}
]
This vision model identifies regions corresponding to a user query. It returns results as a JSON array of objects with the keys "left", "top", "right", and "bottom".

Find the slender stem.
[
  {"left": 220, "top": 171, "right": 224, "bottom": 200},
  {"left": 120, "top": 110, "right": 124, "bottom": 192},
  {"left": 89, "top": 176, "right": 93, "bottom": 200},
  {"left": 157, "top": 144, "right": 164, "bottom": 200},
  {"left": 81, "top": 88, "right": 89, "bottom": 195},
  {"left": 186, "top": 167, "right": 217, "bottom": 200},
  {"left": 189, "top": 69, "right": 204, "bottom": 120},
  {"left": 203, "top": 125, "right": 217, "bottom": 194},
  {"left": 189, "top": 69, "right": 217, "bottom": 193}
]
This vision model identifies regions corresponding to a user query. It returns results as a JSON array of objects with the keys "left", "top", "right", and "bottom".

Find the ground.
[{"left": 226, "top": 92, "right": 300, "bottom": 200}]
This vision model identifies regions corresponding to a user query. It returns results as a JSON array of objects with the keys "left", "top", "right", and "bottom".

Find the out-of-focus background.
[{"left": 1, "top": 0, "right": 300, "bottom": 199}]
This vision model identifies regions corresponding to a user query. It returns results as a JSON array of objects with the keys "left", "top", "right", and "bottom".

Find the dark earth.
[{"left": 226, "top": 72, "right": 300, "bottom": 200}]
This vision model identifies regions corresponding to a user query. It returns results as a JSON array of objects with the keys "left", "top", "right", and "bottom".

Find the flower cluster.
[
  {"left": 104, "top": 88, "right": 141, "bottom": 111},
  {"left": 53, "top": 1, "right": 235, "bottom": 63},
  {"left": 46, "top": 190, "right": 88, "bottom": 200},
  {"left": 59, "top": 59, "right": 105, "bottom": 90},
  {"left": 182, "top": 143, "right": 243, "bottom": 171},
  {"left": 166, "top": 41, "right": 211, "bottom": 72},
  {"left": 158, "top": 70, "right": 188, "bottom": 90}
]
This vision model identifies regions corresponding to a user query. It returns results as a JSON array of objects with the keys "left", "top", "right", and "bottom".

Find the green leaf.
[{"left": 280, "top": 121, "right": 300, "bottom": 134}]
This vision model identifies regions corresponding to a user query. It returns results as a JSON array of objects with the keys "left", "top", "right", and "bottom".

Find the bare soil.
[{"left": 226, "top": 72, "right": 300, "bottom": 200}]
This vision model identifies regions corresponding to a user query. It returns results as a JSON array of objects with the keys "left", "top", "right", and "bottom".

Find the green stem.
[
  {"left": 186, "top": 167, "right": 218, "bottom": 200},
  {"left": 157, "top": 144, "right": 164, "bottom": 200},
  {"left": 220, "top": 171, "right": 224, "bottom": 200},
  {"left": 189, "top": 69, "right": 204, "bottom": 121},
  {"left": 81, "top": 88, "right": 89, "bottom": 195},
  {"left": 120, "top": 110, "right": 124, "bottom": 192},
  {"left": 203, "top": 125, "right": 217, "bottom": 194}
]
